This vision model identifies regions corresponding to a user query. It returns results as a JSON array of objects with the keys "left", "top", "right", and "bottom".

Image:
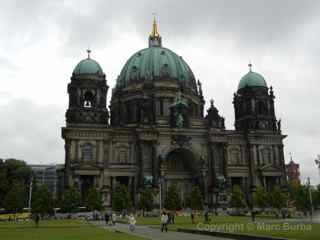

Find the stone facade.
[{"left": 61, "top": 24, "right": 287, "bottom": 208}]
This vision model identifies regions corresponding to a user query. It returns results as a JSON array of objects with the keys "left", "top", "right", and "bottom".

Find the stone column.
[
  {"left": 151, "top": 141, "right": 157, "bottom": 186},
  {"left": 99, "top": 172, "right": 103, "bottom": 189},
  {"left": 222, "top": 143, "right": 228, "bottom": 178},
  {"left": 110, "top": 177, "right": 114, "bottom": 206},
  {"left": 208, "top": 142, "right": 215, "bottom": 189},
  {"left": 278, "top": 144, "right": 287, "bottom": 187},
  {"left": 99, "top": 140, "right": 104, "bottom": 164},
  {"left": 203, "top": 171, "right": 208, "bottom": 204},
  {"left": 136, "top": 141, "right": 143, "bottom": 188},
  {"left": 128, "top": 176, "right": 134, "bottom": 205},
  {"left": 64, "top": 140, "right": 72, "bottom": 187},
  {"left": 77, "top": 140, "right": 81, "bottom": 163}
]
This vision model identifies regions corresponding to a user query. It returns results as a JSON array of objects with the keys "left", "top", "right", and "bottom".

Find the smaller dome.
[
  {"left": 238, "top": 71, "right": 267, "bottom": 90},
  {"left": 73, "top": 58, "right": 104, "bottom": 76}
]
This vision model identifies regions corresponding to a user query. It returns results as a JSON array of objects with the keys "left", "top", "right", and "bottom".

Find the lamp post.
[
  {"left": 159, "top": 154, "right": 166, "bottom": 215},
  {"left": 214, "top": 175, "right": 226, "bottom": 216},
  {"left": 307, "top": 177, "right": 314, "bottom": 221},
  {"left": 201, "top": 159, "right": 208, "bottom": 204},
  {"left": 250, "top": 185, "right": 256, "bottom": 222},
  {"left": 159, "top": 172, "right": 166, "bottom": 214},
  {"left": 213, "top": 187, "right": 219, "bottom": 216},
  {"left": 28, "top": 176, "right": 33, "bottom": 212},
  {"left": 315, "top": 155, "right": 320, "bottom": 183}
]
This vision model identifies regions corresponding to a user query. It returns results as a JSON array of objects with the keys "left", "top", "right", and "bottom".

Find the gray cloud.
[{"left": 0, "top": 98, "right": 64, "bottom": 164}]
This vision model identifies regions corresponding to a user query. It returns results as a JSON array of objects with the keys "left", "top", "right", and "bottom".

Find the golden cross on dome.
[{"left": 150, "top": 13, "right": 160, "bottom": 38}]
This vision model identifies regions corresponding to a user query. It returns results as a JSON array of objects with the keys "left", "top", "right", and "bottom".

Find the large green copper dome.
[
  {"left": 116, "top": 20, "right": 196, "bottom": 91},
  {"left": 238, "top": 70, "right": 267, "bottom": 90},
  {"left": 73, "top": 56, "right": 104, "bottom": 76},
  {"left": 117, "top": 47, "right": 196, "bottom": 89}
]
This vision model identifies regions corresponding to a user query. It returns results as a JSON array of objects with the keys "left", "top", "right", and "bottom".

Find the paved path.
[{"left": 92, "top": 221, "right": 233, "bottom": 240}]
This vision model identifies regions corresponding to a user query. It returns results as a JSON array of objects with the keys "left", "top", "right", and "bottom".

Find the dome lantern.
[{"left": 149, "top": 16, "right": 162, "bottom": 47}]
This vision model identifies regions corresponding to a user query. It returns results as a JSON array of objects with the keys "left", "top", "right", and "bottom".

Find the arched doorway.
[{"left": 163, "top": 148, "right": 199, "bottom": 207}]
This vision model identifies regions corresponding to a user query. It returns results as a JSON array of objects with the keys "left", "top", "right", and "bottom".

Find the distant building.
[
  {"left": 286, "top": 160, "right": 300, "bottom": 185},
  {"left": 29, "top": 164, "right": 64, "bottom": 198}
]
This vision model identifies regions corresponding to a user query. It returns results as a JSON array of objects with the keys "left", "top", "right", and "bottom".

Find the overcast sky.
[{"left": 0, "top": 0, "right": 319, "bottom": 184}]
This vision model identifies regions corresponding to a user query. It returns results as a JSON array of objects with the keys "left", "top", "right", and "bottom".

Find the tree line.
[
  {"left": 230, "top": 183, "right": 320, "bottom": 217},
  {"left": 1, "top": 159, "right": 319, "bottom": 217}
]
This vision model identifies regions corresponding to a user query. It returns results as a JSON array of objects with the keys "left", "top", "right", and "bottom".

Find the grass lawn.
[
  {"left": 133, "top": 215, "right": 320, "bottom": 240},
  {"left": 0, "top": 219, "right": 148, "bottom": 240}
]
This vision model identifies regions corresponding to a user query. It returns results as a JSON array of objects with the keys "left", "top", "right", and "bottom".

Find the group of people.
[
  {"left": 104, "top": 212, "right": 117, "bottom": 226},
  {"left": 104, "top": 210, "right": 210, "bottom": 234},
  {"left": 124, "top": 211, "right": 175, "bottom": 233}
]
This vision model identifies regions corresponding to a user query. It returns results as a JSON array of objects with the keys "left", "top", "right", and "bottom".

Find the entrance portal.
[
  {"left": 80, "top": 175, "right": 94, "bottom": 203},
  {"left": 164, "top": 148, "right": 198, "bottom": 206}
]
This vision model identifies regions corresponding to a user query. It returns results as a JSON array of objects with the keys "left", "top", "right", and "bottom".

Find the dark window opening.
[{"left": 83, "top": 91, "right": 94, "bottom": 108}]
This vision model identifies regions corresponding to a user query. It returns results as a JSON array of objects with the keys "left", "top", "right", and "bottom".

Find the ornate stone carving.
[{"left": 171, "top": 135, "right": 192, "bottom": 148}]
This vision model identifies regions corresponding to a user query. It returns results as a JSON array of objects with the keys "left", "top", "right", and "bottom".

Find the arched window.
[
  {"left": 258, "top": 101, "right": 267, "bottom": 115},
  {"left": 82, "top": 143, "right": 93, "bottom": 162},
  {"left": 262, "top": 148, "right": 272, "bottom": 164},
  {"left": 83, "top": 91, "right": 94, "bottom": 108}
]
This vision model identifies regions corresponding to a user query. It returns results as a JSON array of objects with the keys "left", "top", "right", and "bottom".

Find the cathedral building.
[{"left": 61, "top": 19, "right": 287, "bottom": 207}]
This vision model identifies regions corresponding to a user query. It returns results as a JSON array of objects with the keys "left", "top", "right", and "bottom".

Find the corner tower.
[
  {"left": 233, "top": 63, "right": 279, "bottom": 132},
  {"left": 66, "top": 50, "right": 109, "bottom": 127}
]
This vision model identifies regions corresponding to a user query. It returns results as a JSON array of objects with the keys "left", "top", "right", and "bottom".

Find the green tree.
[
  {"left": 230, "top": 185, "right": 247, "bottom": 209},
  {"left": 112, "top": 185, "right": 132, "bottom": 211},
  {"left": 190, "top": 186, "right": 203, "bottom": 210},
  {"left": 4, "top": 182, "right": 26, "bottom": 214},
  {"left": 0, "top": 159, "right": 32, "bottom": 208},
  {"left": 61, "top": 187, "right": 81, "bottom": 213},
  {"left": 313, "top": 185, "right": 320, "bottom": 209},
  {"left": 269, "top": 186, "right": 288, "bottom": 216},
  {"left": 31, "top": 185, "right": 54, "bottom": 216},
  {"left": 138, "top": 188, "right": 154, "bottom": 215},
  {"left": 289, "top": 183, "right": 312, "bottom": 215},
  {"left": 86, "top": 187, "right": 104, "bottom": 211},
  {"left": 253, "top": 185, "right": 268, "bottom": 209},
  {"left": 165, "top": 184, "right": 181, "bottom": 210}
]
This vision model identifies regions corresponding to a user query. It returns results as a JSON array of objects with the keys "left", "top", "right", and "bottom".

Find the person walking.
[
  {"left": 112, "top": 212, "right": 117, "bottom": 225},
  {"left": 160, "top": 212, "right": 168, "bottom": 232},
  {"left": 128, "top": 214, "right": 136, "bottom": 232},
  {"left": 33, "top": 213, "right": 40, "bottom": 228},
  {"left": 104, "top": 212, "right": 109, "bottom": 225},
  {"left": 204, "top": 210, "right": 209, "bottom": 223},
  {"left": 191, "top": 212, "right": 195, "bottom": 224},
  {"left": 171, "top": 211, "right": 175, "bottom": 224}
]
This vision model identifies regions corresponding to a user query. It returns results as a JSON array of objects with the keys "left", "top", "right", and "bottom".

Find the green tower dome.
[
  {"left": 116, "top": 19, "right": 197, "bottom": 91},
  {"left": 238, "top": 64, "right": 267, "bottom": 90},
  {"left": 73, "top": 50, "right": 104, "bottom": 76}
]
